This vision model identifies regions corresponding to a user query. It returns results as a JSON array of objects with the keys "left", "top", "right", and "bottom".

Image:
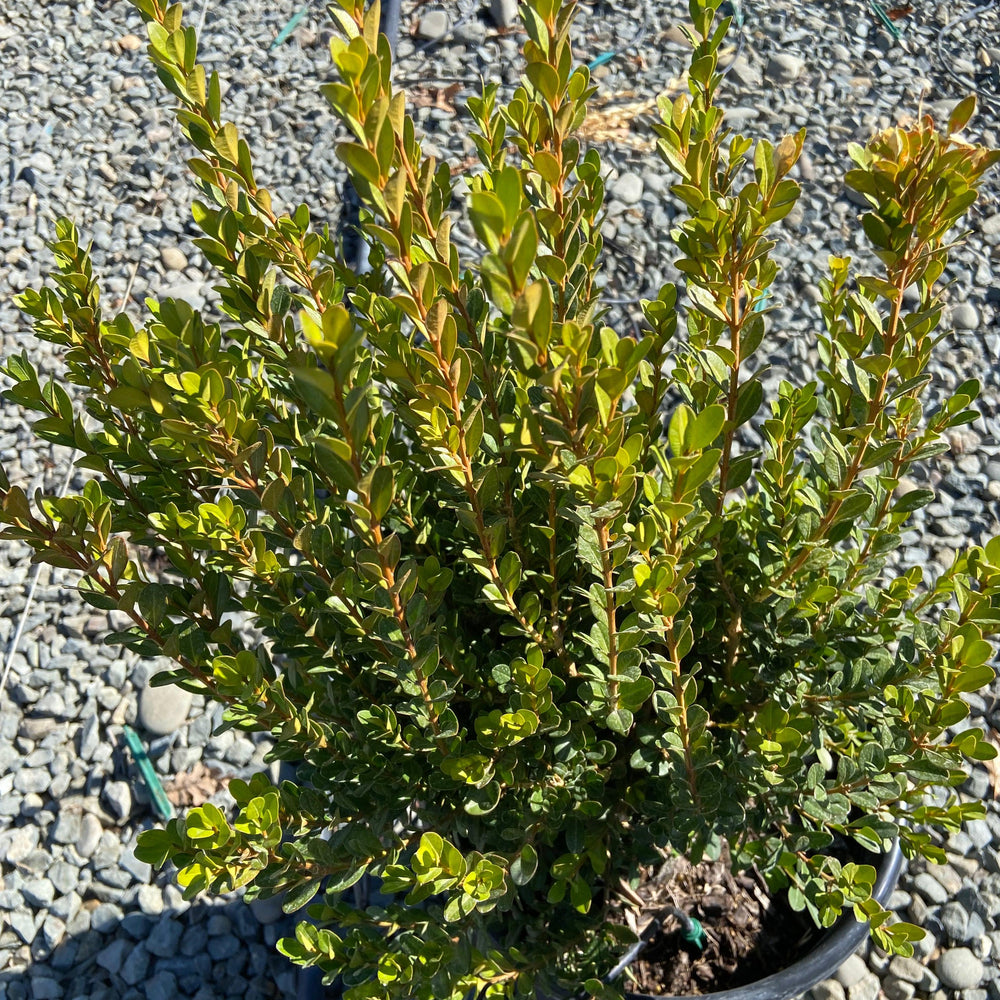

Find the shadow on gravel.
[{"left": 0, "top": 895, "right": 300, "bottom": 1000}]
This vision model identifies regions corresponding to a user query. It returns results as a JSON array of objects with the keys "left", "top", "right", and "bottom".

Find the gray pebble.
[
  {"left": 78, "top": 715, "right": 99, "bottom": 760},
  {"left": 207, "top": 914, "right": 233, "bottom": 936},
  {"left": 490, "top": 0, "right": 519, "bottom": 26},
  {"left": 138, "top": 683, "right": 193, "bottom": 736},
  {"left": 416, "top": 11, "right": 449, "bottom": 40},
  {"left": 50, "top": 890, "right": 81, "bottom": 923},
  {"left": 208, "top": 933, "right": 242, "bottom": 960},
  {"left": 914, "top": 871, "right": 951, "bottom": 904},
  {"left": 889, "top": 956, "right": 927, "bottom": 985},
  {"left": 883, "top": 980, "right": 916, "bottom": 1000},
  {"left": 121, "top": 942, "right": 151, "bottom": 986},
  {"left": 48, "top": 861, "right": 78, "bottom": 896},
  {"left": 249, "top": 894, "right": 285, "bottom": 926},
  {"left": 90, "top": 902, "right": 124, "bottom": 934},
  {"left": 937, "top": 948, "right": 984, "bottom": 989},
  {"left": 833, "top": 954, "right": 868, "bottom": 989},
  {"left": 28, "top": 978, "right": 61, "bottom": 1000},
  {"left": 848, "top": 973, "right": 880, "bottom": 1000},
  {"left": 21, "top": 879, "right": 55, "bottom": 908},
  {"left": 146, "top": 914, "right": 184, "bottom": 958},
  {"left": 100, "top": 779, "right": 132, "bottom": 822},
  {"left": 160, "top": 246, "right": 187, "bottom": 271},
  {"left": 13, "top": 768, "right": 50, "bottom": 795},
  {"left": 610, "top": 172, "right": 644, "bottom": 206},
  {"left": 119, "top": 848, "right": 151, "bottom": 884},
  {"left": 145, "top": 969, "right": 178, "bottom": 1000},
  {"left": 9, "top": 909, "right": 38, "bottom": 944},
  {"left": 121, "top": 913, "right": 152, "bottom": 939},
  {"left": 51, "top": 810, "right": 82, "bottom": 845},
  {"left": 96, "top": 937, "right": 131, "bottom": 974},
  {"left": 941, "top": 900, "right": 970, "bottom": 941},
  {"left": 75, "top": 813, "right": 102, "bottom": 858},
  {"left": 766, "top": 52, "right": 806, "bottom": 82},
  {"left": 951, "top": 302, "right": 981, "bottom": 330},
  {"left": 2, "top": 826, "right": 38, "bottom": 863},
  {"left": 930, "top": 863, "right": 964, "bottom": 895},
  {"left": 966, "top": 818, "right": 994, "bottom": 849},
  {"left": 41, "top": 914, "right": 65, "bottom": 949}
]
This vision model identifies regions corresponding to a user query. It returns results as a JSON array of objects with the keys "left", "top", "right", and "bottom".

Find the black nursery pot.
[
  {"left": 619, "top": 839, "right": 905, "bottom": 1000},
  {"left": 294, "top": 840, "right": 904, "bottom": 1000}
]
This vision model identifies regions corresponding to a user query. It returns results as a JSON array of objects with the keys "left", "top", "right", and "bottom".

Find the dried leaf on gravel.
[
  {"left": 164, "top": 761, "right": 231, "bottom": 807},
  {"left": 409, "top": 82, "right": 462, "bottom": 114},
  {"left": 577, "top": 90, "right": 666, "bottom": 151}
]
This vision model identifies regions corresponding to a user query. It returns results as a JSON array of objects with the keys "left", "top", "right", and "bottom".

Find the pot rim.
[{"left": 618, "top": 839, "right": 905, "bottom": 1000}]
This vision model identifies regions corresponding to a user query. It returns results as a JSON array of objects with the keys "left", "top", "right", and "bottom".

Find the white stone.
[
  {"left": 137, "top": 884, "right": 165, "bottom": 916},
  {"left": 160, "top": 247, "right": 187, "bottom": 271},
  {"left": 1, "top": 825, "right": 39, "bottom": 863},
  {"left": 950, "top": 302, "right": 980, "bottom": 331},
  {"left": 138, "top": 683, "right": 193, "bottom": 736},
  {"left": 76, "top": 813, "right": 102, "bottom": 858},
  {"left": 416, "top": 10, "right": 449, "bottom": 40},
  {"left": 490, "top": 0, "right": 519, "bottom": 28},
  {"left": 101, "top": 779, "right": 132, "bottom": 822},
  {"left": 766, "top": 52, "right": 806, "bottom": 82},
  {"left": 21, "top": 878, "right": 54, "bottom": 908},
  {"left": 610, "top": 172, "right": 644, "bottom": 205}
]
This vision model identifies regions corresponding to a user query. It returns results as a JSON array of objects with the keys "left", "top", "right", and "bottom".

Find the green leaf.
[
  {"left": 525, "top": 62, "right": 560, "bottom": 105},
  {"left": 282, "top": 878, "right": 321, "bottom": 913},
  {"left": 606, "top": 707, "right": 634, "bottom": 734},
  {"left": 734, "top": 379, "right": 763, "bottom": 427},
  {"left": 291, "top": 368, "right": 343, "bottom": 422},
  {"left": 259, "top": 478, "right": 286, "bottom": 513},
  {"left": 532, "top": 150, "right": 561, "bottom": 185},
  {"left": 668, "top": 403, "right": 692, "bottom": 457},
  {"left": 893, "top": 489, "right": 934, "bottom": 513},
  {"left": 618, "top": 676, "right": 654, "bottom": 711},
  {"left": 369, "top": 465, "right": 394, "bottom": 522},
  {"left": 469, "top": 191, "right": 506, "bottom": 251},
  {"left": 337, "top": 142, "right": 381, "bottom": 185},
  {"left": 494, "top": 166, "right": 523, "bottom": 228},
  {"left": 835, "top": 491, "right": 873, "bottom": 522},
  {"left": 510, "top": 844, "right": 538, "bottom": 886},
  {"left": 953, "top": 663, "right": 994, "bottom": 694},
  {"left": 506, "top": 213, "right": 538, "bottom": 290},
  {"left": 133, "top": 828, "right": 174, "bottom": 866},
  {"left": 214, "top": 122, "right": 239, "bottom": 164},
  {"left": 947, "top": 94, "right": 977, "bottom": 134},
  {"left": 688, "top": 404, "right": 725, "bottom": 450}
]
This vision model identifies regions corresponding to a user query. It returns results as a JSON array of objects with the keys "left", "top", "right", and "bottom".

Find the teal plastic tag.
[{"left": 682, "top": 917, "right": 707, "bottom": 950}]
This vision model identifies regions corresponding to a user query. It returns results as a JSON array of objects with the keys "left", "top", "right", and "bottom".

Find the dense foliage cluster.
[{"left": 3, "top": 0, "right": 999, "bottom": 997}]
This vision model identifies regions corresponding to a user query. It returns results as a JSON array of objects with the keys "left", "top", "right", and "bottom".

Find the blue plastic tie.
[
  {"left": 587, "top": 50, "right": 617, "bottom": 70},
  {"left": 270, "top": 6, "right": 310, "bottom": 50}
]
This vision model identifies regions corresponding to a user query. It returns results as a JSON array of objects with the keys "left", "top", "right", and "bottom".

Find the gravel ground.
[{"left": 1, "top": 1, "right": 1000, "bottom": 999}]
